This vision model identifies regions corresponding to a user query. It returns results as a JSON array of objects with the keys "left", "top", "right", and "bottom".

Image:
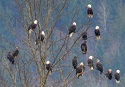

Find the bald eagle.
[
  {"left": 87, "top": 56, "right": 94, "bottom": 70},
  {"left": 105, "top": 69, "right": 113, "bottom": 80},
  {"left": 76, "top": 62, "right": 85, "bottom": 79},
  {"left": 46, "top": 61, "right": 52, "bottom": 73},
  {"left": 87, "top": 4, "right": 93, "bottom": 18},
  {"left": 7, "top": 52, "right": 14, "bottom": 64},
  {"left": 96, "top": 59, "right": 103, "bottom": 74},
  {"left": 81, "top": 41, "right": 87, "bottom": 54},
  {"left": 12, "top": 47, "right": 19, "bottom": 58},
  {"left": 114, "top": 70, "right": 120, "bottom": 83},
  {"left": 68, "top": 22, "right": 76, "bottom": 37},
  {"left": 95, "top": 26, "right": 100, "bottom": 40},
  {"left": 28, "top": 20, "right": 38, "bottom": 34},
  {"left": 35, "top": 31, "right": 45, "bottom": 45},
  {"left": 72, "top": 56, "right": 78, "bottom": 69},
  {"left": 82, "top": 31, "right": 87, "bottom": 40}
]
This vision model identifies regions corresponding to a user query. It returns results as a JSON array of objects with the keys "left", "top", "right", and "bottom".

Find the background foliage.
[{"left": 0, "top": 0, "right": 125, "bottom": 87}]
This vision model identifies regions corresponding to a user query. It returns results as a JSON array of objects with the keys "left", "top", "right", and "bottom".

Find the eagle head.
[
  {"left": 87, "top": 4, "right": 91, "bottom": 8},
  {"left": 46, "top": 61, "right": 50, "bottom": 64},
  {"left": 95, "top": 26, "right": 99, "bottom": 30},
  {"left": 89, "top": 56, "right": 93, "bottom": 59},
  {"left": 73, "top": 22, "right": 76, "bottom": 26},
  {"left": 34, "top": 20, "right": 38, "bottom": 24},
  {"left": 116, "top": 70, "right": 120, "bottom": 74}
]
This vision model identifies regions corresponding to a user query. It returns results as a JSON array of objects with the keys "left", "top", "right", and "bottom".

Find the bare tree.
[
  {"left": 97, "top": 0, "right": 109, "bottom": 31},
  {"left": 0, "top": 0, "right": 91, "bottom": 87},
  {"left": 0, "top": 0, "right": 125, "bottom": 87}
]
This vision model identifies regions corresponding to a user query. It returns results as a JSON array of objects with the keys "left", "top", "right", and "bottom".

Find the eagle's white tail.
[
  {"left": 49, "top": 71, "right": 51, "bottom": 75},
  {"left": 69, "top": 33, "right": 73, "bottom": 37},
  {"left": 96, "top": 36, "right": 100, "bottom": 40},
  {"left": 29, "top": 29, "right": 33, "bottom": 34},
  {"left": 91, "top": 67, "right": 94, "bottom": 70},
  {"left": 35, "top": 41, "right": 37, "bottom": 45},
  {"left": 116, "top": 80, "right": 120, "bottom": 83},
  {"left": 88, "top": 14, "right": 93, "bottom": 18}
]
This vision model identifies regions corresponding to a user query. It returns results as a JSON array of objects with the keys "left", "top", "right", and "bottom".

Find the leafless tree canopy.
[{"left": 0, "top": 0, "right": 125, "bottom": 87}]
